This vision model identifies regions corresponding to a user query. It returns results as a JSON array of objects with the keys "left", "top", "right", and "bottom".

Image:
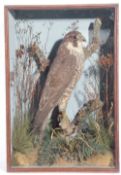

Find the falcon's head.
[{"left": 64, "top": 31, "right": 86, "bottom": 47}]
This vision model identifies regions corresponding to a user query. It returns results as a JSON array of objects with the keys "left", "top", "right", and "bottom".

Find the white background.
[{"left": 0, "top": 0, "right": 120, "bottom": 175}]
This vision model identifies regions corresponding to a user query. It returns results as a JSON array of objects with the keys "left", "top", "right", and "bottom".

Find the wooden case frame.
[{"left": 4, "top": 4, "right": 119, "bottom": 172}]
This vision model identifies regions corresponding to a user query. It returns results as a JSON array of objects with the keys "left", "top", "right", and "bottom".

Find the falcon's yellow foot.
[{"left": 59, "top": 111, "right": 75, "bottom": 135}]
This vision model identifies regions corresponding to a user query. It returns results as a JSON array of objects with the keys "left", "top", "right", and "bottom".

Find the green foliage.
[
  {"left": 38, "top": 134, "right": 67, "bottom": 165},
  {"left": 12, "top": 106, "right": 114, "bottom": 166},
  {"left": 38, "top": 113, "right": 114, "bottom": 166},
  {"left": 38, "top": 122, "right": 66, "bottom": 165},
  {"left": 12, "top": 113, "right": 34, "bottom": 154}
]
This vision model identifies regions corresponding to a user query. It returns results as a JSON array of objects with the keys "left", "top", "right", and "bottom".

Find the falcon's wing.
[
  {"left": 34, "top": 47, "right": 77, "bottom": 130},
  {"left": 39, "top": 49, "right": 77, "bottom": 111}
]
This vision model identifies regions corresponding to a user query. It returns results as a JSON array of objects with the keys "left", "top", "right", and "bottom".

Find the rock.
[
  {"left": 55, "top": 158, "right": 79, "bottom": 166},
  {"left": 14, "top": 152, "right": 30, "bottom": 166},
  {"left": 14, "top": 149, "right": 38, "bottom": 166},
  {"left": 82, "top": 151, "right": 113, "bottom": 167}
]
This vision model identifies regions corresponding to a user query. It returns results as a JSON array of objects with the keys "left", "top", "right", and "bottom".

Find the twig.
[{"left": 77, "top": 136, "right": 94, "bottom": 152}]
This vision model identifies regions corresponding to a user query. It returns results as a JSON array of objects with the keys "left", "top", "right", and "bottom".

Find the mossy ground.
[{"left": 12, "top": 108, "right": 114, "bottom": 166}]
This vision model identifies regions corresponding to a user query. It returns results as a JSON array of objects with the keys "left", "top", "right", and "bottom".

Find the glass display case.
[{"left": 5, "top": 4, "right": 119, "bottom": 172}]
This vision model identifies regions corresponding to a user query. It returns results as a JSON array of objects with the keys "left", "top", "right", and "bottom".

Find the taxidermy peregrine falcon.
[{"left": 33, "top": 18, "right": 102, "bottom": 135}]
